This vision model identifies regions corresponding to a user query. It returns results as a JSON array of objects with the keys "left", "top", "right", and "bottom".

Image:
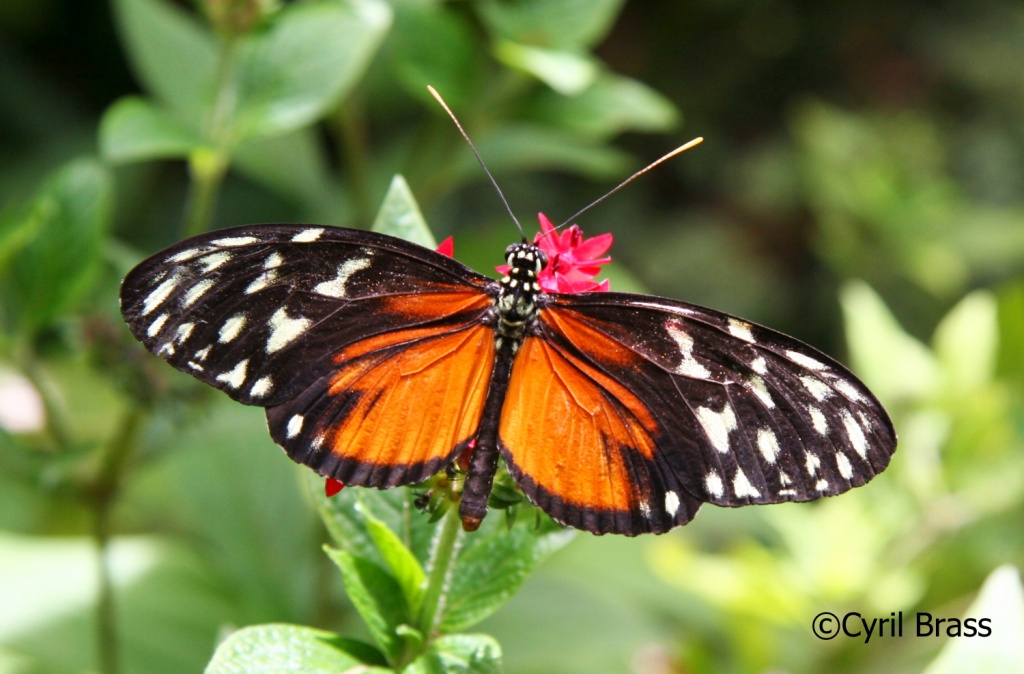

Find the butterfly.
[{"left": 119, "top": 212, "right": 897, "bottom": 536}]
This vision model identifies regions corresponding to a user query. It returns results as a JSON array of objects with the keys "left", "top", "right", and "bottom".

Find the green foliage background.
[{"left": 1, "top": 0, "right": 1023, "bottom": 672}]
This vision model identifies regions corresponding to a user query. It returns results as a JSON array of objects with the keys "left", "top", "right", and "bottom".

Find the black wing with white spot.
[
  {"left": 119, "top": 224, "right": 496, "bottom": 409},
  {"left": 535, "top": 291, "right": 897, "bottom": 510}
]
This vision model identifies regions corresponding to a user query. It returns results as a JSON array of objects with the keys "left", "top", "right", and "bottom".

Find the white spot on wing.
[
  {"left": 834, "top": 378, "right": 866, "bottom": 402},
  {"left": 215, "top": 359, "right": 248, "bottom": 389},
  {"left": 211, "top": 236, "right": 259, "bottom": 247},
  {"left": 287, "top": 414, "right": 304, "bottom": 438},
  {"left": 194, "top": 345, "right": 211, "bottom": 361},
  {"left": 728, "top": 318, "right": 755, "bottom": 342},
  {"left": 705, "top": 471, "right": 724, "bottom": 498},
  {"left": 747, "top": 375, "right": 775, "bottom": 408},
  {"left": 815, "top": 478, "right": 829, "bottom": 491},
  {"left": 696, "top": 404, "right": 737, "bottom": 453},
  {"left": 779, "top": 470, "right": 792, "bottom": 486},
  {"left": 142, "top": 275, "right": 180, "bottom": 316},
  {"left": 267, "top": 307, "right": 311, "bottom": 354},
  {"left": 757, "top": 427, "right": 780, "bottom": 463},
  {"left": 800, "top": 375, "right": 832, "bottom": 401},
  {"left": 665, "top": 322, "right": 712, "bottom": 379},
  {"left": 787, "top": 350, "right": 828, "bottom": 371},
  {"left": 183, "top": 279, "right": 215, "bottom": 307},
  {"left": 245, "top": 270, "right": 278, "bottom": 294},
  {"left": 218, "top": 313, "right": 247, "bottom": 343},
  {"left": 169, "top": 247, "right": 210, "bottom": 263},
  {"left": 809, "top": 406, "right": 828, "bottom": 435},
  {"left": 313, "top": 257, "right": 372, "bottom": 297},
  {"left": 733, "top": 469, "right": 761, "bottom": 498},
  {"left": 805, "top": 451, "right": 821, "bottom": 476},
  {"left": 751, "top": 356, "right": 768, "bottom": 374},
  {"left": 264, "top": 252, "right": 284, "bottom": 268},
  {"left": 836, "top": 452, "right": 854, "bottom": 479},
  {"left": 778, "top": 488, "right": 797, "bottom": 496},
  {"left": 199, "top": 251, "right": 232, "bottom": 273},
  {"left": 842, "top": 410, "right": 869, "bottom": 459},
  {"left": 175, "top": 322, "right": 195, "bottom": 344},
  {"left": 291, "top": 228, "right": 324, "bottom": 243},
  {"left": 147, "top": 312, "right": 169, "bottom": 337},
  {"left": 638, "top": 499, "right": 652, "bottom": 519},
  {"left": 250, "top": 376, "right": 273, "bottom": 398},
  {"left": 665, "top": 490, "right": 681, "bottom": 516},
  {"left": 311, "top": 433, "right": 326, "bottom": 451}
]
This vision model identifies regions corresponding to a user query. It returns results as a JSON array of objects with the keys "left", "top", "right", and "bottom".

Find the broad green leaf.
[
  {"left": 205, "top": 623, "right": 390, "bottom": 674},
  {"left": 361, "top": 504, "right": 427, "bottom": 614},
  {"left": 440, "top": 522, "right": 575, "bottom": 632},
  {"left": 233, "top": 127, "right": 347, "bottom": 223},
  {"left": 99, "top": 96, "right": 203, "bottom": 163},
  {"left": 532, "top": 72, "right": 680, "bottom": 138},
  {"left": 229, "top": 0, "right": 392, "bottom": 143},
  {"left": 922, "top": 565, "right": 1024, "bottom": 674},
  {"left": 325, "top": 547, "right": 411, "bottom": 662},
  {"left": 112, "top": 0, "right": 218, "bottom": 125},
  {"left": 932, "top": 290, "right": 998, "bottom": 391},
  {"left": 1, "top": 158, "right": 113, "bottom": 334},
  {"left": 477, "top": 0, "right": 625, "bottom": 49},
  {"left": 840, "top": 280, "right": 938, "bottom": 401},
  {"left": 388, "top": 3, "right": 480, "bottom": 108},
  {"left": 493, "top": 40, "right": 597, "bottom": 95},
  {"left": 404, "top": 633, "right": 502, "bottom": 674},
  {"left": 372, "top": 175, "right": 435, "bottom": 247}
]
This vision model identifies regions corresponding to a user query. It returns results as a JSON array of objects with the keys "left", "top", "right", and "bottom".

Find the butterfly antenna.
[
  {"left": 556, "top": 137, "right": 704, "bottom": 230},
  {"left": 427, "top": 85, "right": 526, "bottom": 241}
]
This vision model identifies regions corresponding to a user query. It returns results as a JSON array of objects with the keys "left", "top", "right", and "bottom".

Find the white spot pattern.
[
  {"left": 142, "top": 275, "right": 180, "bottom": 316},
  {"left": 665, "top": 323, "right": 712, "bottom": 378},
  {"left": 787, "top": 350, "right": 828, "bottom": 371},
  {"left": 751, "top": 356, "right": 768, "bottom": 375},
  {"left": 836, "top": 452, "right": 854, "bottom": 479},
  {"left": 705, "top": 471, "right": 724, "bottom": 498},
  {"left": 147, "top": 313, "right": 169, "bottom": 337},
  {"left": 215, "top": 359, "right": 249, "bottom": 389},
  {"left": 747, "top": 375, "right": 775, "bottom": 408},
  {"left": 267, "top": 307, "right": 311, "bottom": 354},
  {"left": 733, "top": 469, "right": 761, "bottom": 498},
  {"left": 183, "top": 279, "right": 215, "bottom": 307},
  {"left": 175, "top": 322, "right": 195, "bottom": 344},
  {"left": 665, "top": 490, "right": 681, "bottom": 516},
  {"left": 218, "top": 313, "right": 247, "bottom": 343},
  {"left": 728, "top": 318, "right": 755, "bottom": 342},
  {"left": 211, "top": 236, "right": 259, "bottom": 247},
  {"left": 809, "top": 406, "right": 828, "bottom": 435},
  {"left": 805, "top": 451, "right": 821, "bottom": 476},
  {"left": 842, "top": 411, "right": 869, "bottom": 459},
  {"left": 199, "top": 251, "right": 232, "bottom": 273},
  {"left": 312, "top": 257, "right": 372, "bottom": 297},
  {"left": 291, "top": 228, "right": 324, "bottom": 243},
  {"left": 800, "top": 375, "right": 832, "bottom": 401},
  {"left": 835, "top": 379, "right": 866, "bottom": 402},
  {"left": 287, "top": 414, "right": 304, "bottom": 438},
  {"left": 696, "top": 404, "right": 737, "bottom": 453},
  {"left": 757, "top": 427, "right": 780, "bottom": 463},
  {"left": 250, "top": 376, "right": 273, "bottom": 398}
]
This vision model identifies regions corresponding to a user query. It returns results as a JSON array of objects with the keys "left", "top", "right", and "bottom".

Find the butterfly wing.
[
  {"left": 120, "top": 224, "right": 498, "bottom": 486},
  {"left": 499, "top": 291, "right": 897, "bottom": 535}
]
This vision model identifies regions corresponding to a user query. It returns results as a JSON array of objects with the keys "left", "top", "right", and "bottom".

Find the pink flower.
[{"left": 498, "top": 214, "right": 612, "bottom": 293}]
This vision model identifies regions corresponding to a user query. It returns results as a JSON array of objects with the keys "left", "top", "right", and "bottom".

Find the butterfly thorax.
[{"left": 495, "top": 243, "right": 546, "bottom": 347}]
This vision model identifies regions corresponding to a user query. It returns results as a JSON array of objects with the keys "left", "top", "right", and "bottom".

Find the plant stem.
[
  {"left": 92, "top": 405, "right": 146, "bottom": 674},
  {"left": 183, "top": 150, "right": 228, "bottom": 238},
  {"left": 416, "top": 504, "right": 463, "bottom": 640}
]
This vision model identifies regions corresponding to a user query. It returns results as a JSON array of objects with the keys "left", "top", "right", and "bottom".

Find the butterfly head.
[
  {"left": 496, "top": 243, "right": 546, "bottom": 341},
  {"left": 504, "top": 242, "right": 547, "bottom": 277}
]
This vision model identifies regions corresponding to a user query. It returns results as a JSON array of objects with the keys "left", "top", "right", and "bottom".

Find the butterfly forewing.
[{"left": 527, "top": 292, "right": 896, "bottom": 514}]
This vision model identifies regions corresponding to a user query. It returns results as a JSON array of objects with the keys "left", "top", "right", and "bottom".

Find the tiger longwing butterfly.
[{"left": 119, "top": 209, "right": 896, "bottom": 535}]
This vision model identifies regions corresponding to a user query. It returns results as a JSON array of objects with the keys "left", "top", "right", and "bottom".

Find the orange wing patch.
[
  {"left": 266, "top": 289, "right": 495, "bottom": 487},
  {"left": 499, "top": 309, "right": 702, "bottom": 534}
]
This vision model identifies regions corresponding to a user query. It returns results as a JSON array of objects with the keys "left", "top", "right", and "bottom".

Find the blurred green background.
[{"left": 1, "top": 0, "right": 1023, "bottom": 672}]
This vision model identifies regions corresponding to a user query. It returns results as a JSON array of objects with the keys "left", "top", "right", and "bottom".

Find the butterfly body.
[{"left": 120, "top": 223, "right": 897, "bottom": 536}]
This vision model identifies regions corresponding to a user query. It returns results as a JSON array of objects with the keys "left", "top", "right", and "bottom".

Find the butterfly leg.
[{"left": 459, "top": 341, "right": 517, "bottom": 531}]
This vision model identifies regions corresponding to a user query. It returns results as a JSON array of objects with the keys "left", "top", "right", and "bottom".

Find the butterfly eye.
[{"left": 535, "top": 249, "right": 548, "bottom": 271}]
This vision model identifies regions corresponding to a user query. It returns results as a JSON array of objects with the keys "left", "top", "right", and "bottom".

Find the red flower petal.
[
  {"left": 436, "top": 236, "right": 455, "bottom": 258},
  {"left": 496, "top": 214, "right": 613, "bottom": 294},
  {"left": 325, "top": 478, "right": 345, "bottom": 497}
]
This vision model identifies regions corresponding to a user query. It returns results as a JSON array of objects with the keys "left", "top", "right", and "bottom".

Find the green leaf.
[
  {"left": 932, "top": 290, "right": 998, "bottom": 391},
  {"left": 477, "top": 0, "right": 625, "bottom": 49},
  {"left": 404, "top": 634, "right": 502, "bottom": 674},
  {"left": 372, "top": 175, "right": 435, "bottom": 247},
  {"left": 205, "top": 623, "right": 390, "bottom": 674},
  {"left": 325, "top": 547, "right": 411, "bottom": 662},
  {"left": 1, "top": 158, "right": 113, "bottom": 334},
  {"left": 840, "top": 280, "right": 938, "bottom": 401},
  {"left": 532, "top": 72, "right": 680, "bottom": 138},
  {"left": 922, "top": 565, "right": 1024, "bottom": 674},
  {"left": 388, "top": 3, "right": 480, "bottom": 109},
  {"left": 229, "top": 0, "right": 392, "bottom": 143},
  {"left": 361, "top": 504, "right": 427, "bottom": 615},
  {"left": 112, "top": 0, "right": 218, "bottom": 125},
  {"left": 440, "top": 521, "right": 575, "bottom": 632},
  {"left": 493, "top": 40, "right": 597, "bottom": 95},
  {"left": 99, "top": 96, "right": 203, "bottom": 163}
]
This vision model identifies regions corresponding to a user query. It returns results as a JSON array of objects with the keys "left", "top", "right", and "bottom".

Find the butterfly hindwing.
[{"left": 497, "top": 291, "right": 896, "bottom": 534}]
